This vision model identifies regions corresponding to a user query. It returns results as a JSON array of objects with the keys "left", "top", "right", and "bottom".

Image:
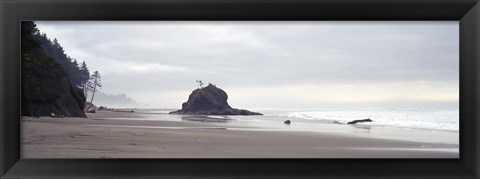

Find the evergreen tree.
[
  {"left": 34, "top": 31, "right": 88, "bottom": 88},
  {"left": 90, "top": 71, "right": 102, "bottom": 103},
  {"left": 70, "top": 59, "right": 80, "bottom": 85},
  {"left": 29, "top": 22, "right": 97, "bottom": 103},
  {"left": 84, "top": 80, "right": 94, "bottom": 100},
  {"left": 21, "top": 21, "right": 40, "bottom": 55},
  {"left": 79, "top": 61, "right": 92, "bottom": 98}
]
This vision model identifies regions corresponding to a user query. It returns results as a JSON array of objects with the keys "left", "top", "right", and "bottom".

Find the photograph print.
[{"left": 21, "top": 21, "right": 459, "bottom": 158}]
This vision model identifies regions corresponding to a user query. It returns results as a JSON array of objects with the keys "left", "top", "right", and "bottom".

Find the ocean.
[
  {"left": 265, "top": 109, "right": 459, "bottom": 131},
  {"left": 134, "top": 109, "right": 459, "bottom": 132}
]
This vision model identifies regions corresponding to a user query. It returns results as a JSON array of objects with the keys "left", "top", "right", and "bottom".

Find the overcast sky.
[{"left": 35, "top": 21, "right": 459, "bottom": 110}]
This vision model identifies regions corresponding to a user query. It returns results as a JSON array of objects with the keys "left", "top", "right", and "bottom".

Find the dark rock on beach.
[
  {"left": 347, "top": 118, "right": 373, "bottom": 125},
  {"left": 169, "top": 84, "right": 262, "bottom": 115}
]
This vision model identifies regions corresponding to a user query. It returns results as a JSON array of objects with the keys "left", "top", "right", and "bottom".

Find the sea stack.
[{"left": 169, "top": 84, "right": 262, "bottom": 115}]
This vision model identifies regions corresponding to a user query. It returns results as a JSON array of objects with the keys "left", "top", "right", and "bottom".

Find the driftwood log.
[{"left": 347, "top": 118, "right": 373, "bottom": 124}]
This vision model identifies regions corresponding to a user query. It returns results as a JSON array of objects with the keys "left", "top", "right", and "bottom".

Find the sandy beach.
[{"left": 21, "top": 111, "right": 459, "bottom": 158}]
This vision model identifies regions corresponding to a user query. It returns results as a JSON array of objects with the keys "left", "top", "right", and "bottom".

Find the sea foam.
[{"left": 283, "top": 110, "right": 459, "bottom": 131}]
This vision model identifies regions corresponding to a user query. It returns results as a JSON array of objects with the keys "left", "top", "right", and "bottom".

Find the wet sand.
[{"left": 21, "top": 111, "right": 459, "bottom": 158}]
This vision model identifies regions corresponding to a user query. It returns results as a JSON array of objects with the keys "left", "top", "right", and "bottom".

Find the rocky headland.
[
  {"left": 21, "top": 21, "right": 86, "bottom": 117},
  {"left": 21, "top": 50, "right": 87, "bottom": 117}
]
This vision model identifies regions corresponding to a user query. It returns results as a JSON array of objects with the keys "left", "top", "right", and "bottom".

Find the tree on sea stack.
[
  {"left": 89, "top": 71, "right": 102, "bottom": 103},
  {"left": 196, "top": 80, "right": 204, "bottom": 88}
]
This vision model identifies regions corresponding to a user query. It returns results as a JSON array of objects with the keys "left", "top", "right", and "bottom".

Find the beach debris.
[
  {"left": 169, "top": 83, "right": 262, "bottom": 115},
  {"left": 284, "top": 120, "right": 291, "bottom": 125},
  {"left": 85, "top": 108, "right": 96, "bottom": 113},
  {"left": 84, "top": 102, "right": 97, "bottom": 113},
  {"left": 50, "top": 112, "right": 64, "bottom": 118},
  {"left": 347, "top": 118, "right": 373, "bottom": 125}
]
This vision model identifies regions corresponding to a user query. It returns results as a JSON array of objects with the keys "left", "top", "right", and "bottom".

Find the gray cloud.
[{"left": 35, "top": 21, "right": 459, "bottom": 109}]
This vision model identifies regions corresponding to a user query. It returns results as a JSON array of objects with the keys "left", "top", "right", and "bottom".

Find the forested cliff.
[{"left": 21, "top": 21, "right": 87, "bottom": 117}]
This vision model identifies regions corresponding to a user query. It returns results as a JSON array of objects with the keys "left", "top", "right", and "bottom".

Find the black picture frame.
[{"left": 1, "top": 0, "right": 479, "bottom": 178}]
